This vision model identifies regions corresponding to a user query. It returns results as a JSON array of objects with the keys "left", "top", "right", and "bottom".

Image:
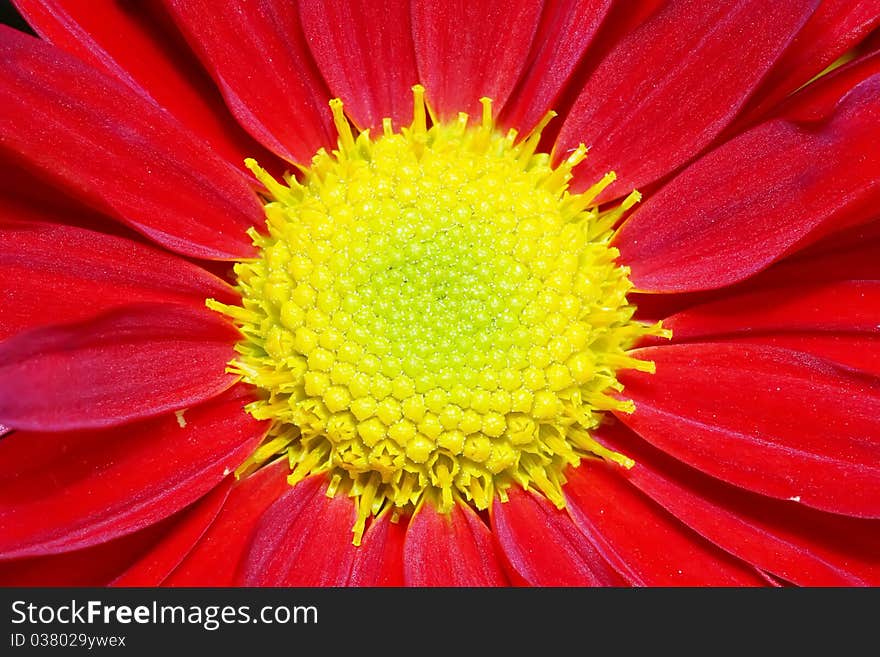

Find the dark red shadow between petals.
[
  {"left": 164, "top": 459, "right": 290, "bottom": 587},
  {"left": 564, "top": 461, "right": 767, "bottom": 586}
]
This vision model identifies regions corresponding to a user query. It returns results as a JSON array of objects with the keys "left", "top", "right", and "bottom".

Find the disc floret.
[{"left": 209, "top": 86, "right": 668, "bottom": 543}]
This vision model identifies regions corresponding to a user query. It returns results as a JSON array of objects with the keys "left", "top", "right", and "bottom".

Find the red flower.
[{"left": 1, "top": 0, "right": 880, "bottom": 587}]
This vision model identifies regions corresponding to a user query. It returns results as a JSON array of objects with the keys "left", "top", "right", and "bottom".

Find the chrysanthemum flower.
[{"left": 1, "top": 0, "right": 879, "bottom": 587}]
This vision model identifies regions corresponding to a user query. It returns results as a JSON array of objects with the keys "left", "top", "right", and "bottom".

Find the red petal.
[
  {"left": 748, "top": 238, "right": 880, "bottom": 287},
  {"left": 14, "top": 0, "right": 282, "bottom": 173},
  {"left": 774, "top": 48, "right": 880, "bottom": 123},
  {"left": 164, "top": 0, "right": 333, "bottom": 164},
  {"left": 556, "top": 0, "right": 817, "bottom": 200},
  {"left": 740, "top": 1, "right": 880, "bottom": 125},
  {"left": 0, "top": 219, "right": 237, "bottom": 341},
  {"left": 348, "top": 510, "right": 406, "bottom": 587},
  {"left": 718, "top": 334, "right": 880, "bottom": 378},
  {"left": 663, "top": 280, "right": 880, "bottom": 340},
  {"left": 411, "top": 0, "right": 543, "bottom": 121},
  {"left": 0, "top": 385, "right": 266, "bottom": 559},
  {"left": 596, "top": 422, "right": 880, "bottom": 586},
  {"left": 0, "top": 27, "right": 262, "bottom": 260},
  {"left": 404, "top": 500, "right": 507, "bottom": 586},
  {"left": 299, "top": 0, "right": 418, "bottom": 132},
  {"left": 564, "top": 461, "right": 766, "bottom": 586},
  {"left": 0, "top": 520, "right": 170, "bottom": 586},
  {"left": 490, "top": 486, "right": 623, "bottom": 586},
  {"left": 0, "top": 303, "right": 239, "bottom": 431},
  {"left": 615, "top": 74, "right": 880, "bottom": 292},
  {"left": 111, "top": 478, "right": 233, "bottom": 587},
  {"left": 617, "top": 342, "right": 880, "bottom": 517},
  {"left": 164, "top": 459, "right": 290, "bottom": 586},
  {"left": 240, "top": 475, "right": 359, "bottom": 586},
  {"left": 499, "top": 0, "right": 613, "bottom": 135}
]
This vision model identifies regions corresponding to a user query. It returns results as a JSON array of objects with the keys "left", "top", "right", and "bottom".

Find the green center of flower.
[{"left": 209, "top": 86, "right": 667, "bottom": 543}]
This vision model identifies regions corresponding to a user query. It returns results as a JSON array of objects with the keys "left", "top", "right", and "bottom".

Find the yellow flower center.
[{"left": 209, "top": 86, "right": 667, "bottom": 544}]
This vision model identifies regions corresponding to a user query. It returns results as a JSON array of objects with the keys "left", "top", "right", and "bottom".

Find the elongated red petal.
[
  {"left": 499, "top": 0, "right": 613, "bottom": 135},
  {"left": 740, "top": 0, "right": 880, "bottom": 125},
  {"left": 564, "top": 461, "right": 766, "bottom": 586},
  {"left": 596, "top": 422, "right": 880, "bottom": 586},
  {"left": 404, "top": 500, "right": 507, "bottom": 586},
  {"left": 663, "top": 281, "right": 880, "bottom": 340},
  {"left": 411, "top": 0, "right": 543, "bottom": 121},
  {"left": 164, "top": 459, "right": 289, "bottom": 586},
  {"left": 240, "top": 475, "right": 359, "bottom": 586},
  {"left": 348, "top": 510, "right": 406, "bottom": 587},
  {"left": 617, "top": 342, "right": 880, "bottom": 517},
  {"left": 0, "top": 520, "right": 171, "bottom": 586},
  {"left": 0, "top": 219, "right": 237, "bottom": 340},
  {"left": 491, "top": 487, "right": 623, "bottom": 586},
  {"left": 717, "top": 334, "right": 880, "bottom": 378},
  {"left": 0, "top": 386, "right": 266, "bottom": 559},
  {"left": 615, "top": 74, "right": 880, "bottom": 292},
  {"left": 13, "top": 0, "right": 282, "bottom": 173},
  {"left": 164, "top": 0, "right": 333, "bottom": 164},
  {"left": 556, "top": 0, "right": 817, "bottom": 199},
  {"left": 0, "top": 303, "right": 239, "bottom": 431},
  {"left": 299, "top": 0, "right": 417, "bottom": 131},
  {"left": 747, "top": 238, "right": 880, "bottom": 287},
  {"left": 773, "top": 48, "right": 880, "bottom": 122},
  {"left": 111, "top": 479, "right": 233, "bottom": 587},
  {"left": 0, "top": 27, "right": 262, "bottom": 260}
]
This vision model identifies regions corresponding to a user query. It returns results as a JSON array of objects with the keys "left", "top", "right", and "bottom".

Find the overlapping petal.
[
  {"left": 490, "top": 486, "right": 623, "bottom": 586},
  {"left": 404, "top": 500, "right": 507, "bottom": 586},
  {"left": 662, "top": 281, "right": 880, "bottom": 340},
  {"left": 740, "top": 0, "right": 880, "bottom": 125},
  {"left": 0, "top": 386, "right": 267, "bottom": 559},
  {"left": 0, "top": 303, "right": 240, "bottom": 431},
  {"left": 13, "top": 0, "right": 281, "bottom": 172},
  {"left": 0, "top": 521, "right": 172, "bottom": 586},
  {"left": 615, "top": 74, "right": 880, "bottom": 292},
  {"left": 112, "top": 479, "right": 234, "bottom": 587},
  {"left": 348, "top": 510, "right": 406, "bottom": 587},
  {"left": 499, "top": 0, "right": 612, "bottom": 135},
  {"left": 164, "top": 460, "right": 289, "bottom": 586},
  {"left": 617, "top": 343, "right": 880, "bottom": 517},
  {"left": 564, "top": 461, "right": 766, "bottom": 586},
  {"left": 0, "top": 219, "right": 237, "bottom": 340},
  {"left": 0, "top": 27, "right": 263, "bottom": 260},
  {"left": 411, "top": 0, "right": 543, "bottom": 121},
  {"left": 299, "top": 0, "right": 418, "bottom": 131},
  {"left": 556, "top": 0, "right": 818, "bottom": 199},
  {"left": 163, "top": 0, "right": 333, "bottom": 164},
  {"left": 595, "top": 422, "right": 880, "bottom": 586},
  {"left": 240, "top": 475, "right": 359, "bottom": 586}
]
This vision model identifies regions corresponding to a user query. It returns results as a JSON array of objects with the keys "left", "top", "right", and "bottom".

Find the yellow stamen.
[{"left": 209, "top": 88, "right": 668, "bottom": 544}]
